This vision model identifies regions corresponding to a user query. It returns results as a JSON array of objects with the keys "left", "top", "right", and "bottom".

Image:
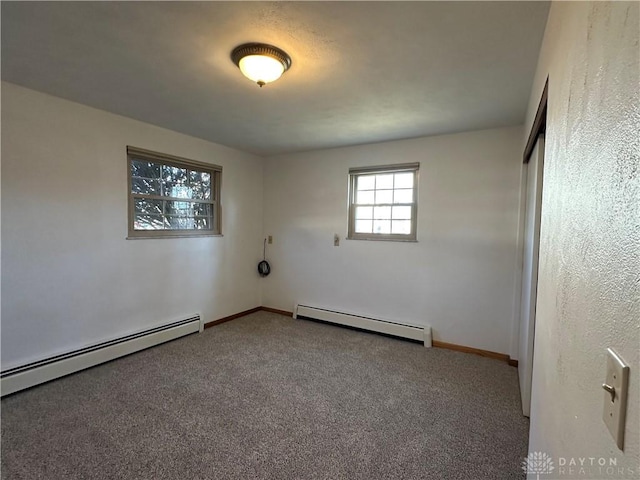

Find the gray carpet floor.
[{"left": 1, "top": 311, "right": 529, "bottom": 479}]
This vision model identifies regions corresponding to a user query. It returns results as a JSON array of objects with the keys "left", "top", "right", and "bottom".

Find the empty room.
[{"left": 1, "top": 1, "right": 638, "bottom": 479}]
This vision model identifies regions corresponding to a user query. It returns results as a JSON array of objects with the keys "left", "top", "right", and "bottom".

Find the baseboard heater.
[
  {"left": 294, "top": 304, "right": 432, "bottom": 347},
  {"left": 1, "top": 315, "right": 203, "bottom": 397}
]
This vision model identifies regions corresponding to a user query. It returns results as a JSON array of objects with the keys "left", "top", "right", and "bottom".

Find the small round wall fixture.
[{"left": 231, "top": 43, "right": 292, "bottom": 87}]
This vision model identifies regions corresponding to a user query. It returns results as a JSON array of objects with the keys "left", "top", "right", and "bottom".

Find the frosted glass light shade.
[
  {"left": 231, "top": 43, "right": 292, "bottom": 87},
  {"left": 238, "top": 55, "right": 285, "bottom": 85}
]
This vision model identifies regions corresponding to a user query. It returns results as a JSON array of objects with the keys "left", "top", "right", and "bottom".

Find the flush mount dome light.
[{"left": 231, "top": 43, "right": 292, "bottom": 87}]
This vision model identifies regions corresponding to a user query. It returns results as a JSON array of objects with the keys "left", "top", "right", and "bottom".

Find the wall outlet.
[
  {"left": 334, "top": 234, "right": 340, "bottom": 246},
  {"left": 268, "top": 235, "right": 273, "bottom": 244},
  {"left": 602, "top": 348, "right": 630, "bottom": 450}
]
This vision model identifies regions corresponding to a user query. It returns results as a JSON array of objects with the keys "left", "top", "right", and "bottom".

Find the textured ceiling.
[{"left": 1, "top": 1, "right": 549, "bottom": 156}]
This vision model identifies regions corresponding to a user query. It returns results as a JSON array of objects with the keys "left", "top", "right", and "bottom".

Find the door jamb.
[
  {"left": 516, "top": 77, "right": 548, "bottom": 416},
  {"left": 523, "top": 77, "right": 548, "bottom": 163}
]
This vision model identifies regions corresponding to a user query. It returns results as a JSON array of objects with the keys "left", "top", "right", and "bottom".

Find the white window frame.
[
  {"left": 347, "top": 163, "right": 419, "bottom": 242},
  {"left": 127, "top": 146, "right": 222, "bottom": 239}
]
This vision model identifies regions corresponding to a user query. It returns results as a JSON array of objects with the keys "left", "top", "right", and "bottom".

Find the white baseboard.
[{"left": 1, "top": 315, "right": 201, "bottom": 396}]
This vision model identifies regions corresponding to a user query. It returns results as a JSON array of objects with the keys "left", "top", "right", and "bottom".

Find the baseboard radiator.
[
  {"left": 294, "top": 304, "right": 432, "bottom": 347},
  {"left": 1, "top": 315, "right": 203, "bottom": 397}
]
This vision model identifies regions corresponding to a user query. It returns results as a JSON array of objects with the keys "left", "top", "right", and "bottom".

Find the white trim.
[
  {"left": 295, "top": 304, "right": 432, "bottom": 347},
  {"left": 1, "top": 316, "right": 201, "bottom": 396}
]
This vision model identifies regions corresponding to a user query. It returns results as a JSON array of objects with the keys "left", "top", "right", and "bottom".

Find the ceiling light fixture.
[{"left": 231, "top": 43, "right": 292, "bottom": 88}]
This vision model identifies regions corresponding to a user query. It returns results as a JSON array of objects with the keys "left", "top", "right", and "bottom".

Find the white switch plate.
[{"left": 603, "top": 348, "right": 630, "bottom": 450}]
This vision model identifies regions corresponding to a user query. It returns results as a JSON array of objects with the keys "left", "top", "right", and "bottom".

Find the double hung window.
[
  {"left": 127, "top": 146, "right": 221, "bottom": 238},
  {"left": 347, "top": 163, "right": 419, "bottom": 241}
]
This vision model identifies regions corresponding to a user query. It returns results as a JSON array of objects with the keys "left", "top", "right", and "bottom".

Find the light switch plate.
[{"left": 603, "top": 348, "right": 630, "bottom": 450}]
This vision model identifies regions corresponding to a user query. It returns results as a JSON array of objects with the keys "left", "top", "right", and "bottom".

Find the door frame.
[
  {"left": 517, "top": 77, "right": 548, "bottom": 416},
  {"left": 523, "top": 78, "right": 548, "bottom": 163}
]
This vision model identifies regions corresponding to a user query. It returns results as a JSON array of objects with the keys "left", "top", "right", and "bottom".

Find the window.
[
  {"left": 348, "top": 163, "right": 419, "bottom": 241},
  {"left": 127, "top": 146, "right": 221, "bottom": 238}
]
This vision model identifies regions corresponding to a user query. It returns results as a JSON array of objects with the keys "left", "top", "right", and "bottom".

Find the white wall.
[
  {"left": 1, "top": 82, "right": 264, "bottom": 370},
  {"left": 263, "top": 126, "right": 523, "bottom": 356},
  {"left": 525, "top": 1, "right": 639, "bottom": 473}
]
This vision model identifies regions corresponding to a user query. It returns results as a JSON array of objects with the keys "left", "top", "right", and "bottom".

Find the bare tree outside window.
[{"left": 127, "top": 147, "right": 221, "bottom": 238}]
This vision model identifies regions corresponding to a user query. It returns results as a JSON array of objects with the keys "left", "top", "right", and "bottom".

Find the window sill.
[
  {"left": 126, "top": 234, "right": 223, "bottom": 240},
  {"left": 346, "top": 236, "right": 417, "bottom": 243}
]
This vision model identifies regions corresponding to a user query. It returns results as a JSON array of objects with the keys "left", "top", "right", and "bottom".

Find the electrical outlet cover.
[{"left": 603, "top": 348, "right": 630, "bottom": 450}]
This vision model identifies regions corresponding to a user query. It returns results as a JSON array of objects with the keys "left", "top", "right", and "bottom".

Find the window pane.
[
  {"left": 189, "top": 171, "right": 212, "bottom": 200},
  {"left": 163, "top": 183, "right": 193, "bottom": 199},
  {"left": 195, "top": 217, "right": 211, "bottom": 230},
  {"left": 192, "top": 202, "right": 211, "bottom": 217},
  {"left": 373, "top": 220, "right": 391, "bottom": 234},
  {"left": 376, "top": 174, "right": 394, "bottom": 189},
  {"left": 355, "top": 220, "right": 372, "bottom": 233},
  {"left": 373, "top": 206, "right": 391, "bottom": 219},
  {"left": 357, "top": 175, "right": 375, "bottom": 190},
  {"left": 162, "top": 165, "right": 188, "bottom": 183},
  {"left": 134, "top": 214, "right": 165, "bottom": 230},
  {"left": 189, "top": 170, "right": 210, "bottom": 185},
  {"left": 134, "top": 198, "right": 163, "bottom": 215},
  {"left": 393, "top": 189, "right": 413, "bottom": 204},
  {"left": 131, "top": 160, "right": 160, "bottom": 179},
  {"left": 392, "top": 220, "right": 412, "bottom": 235},
  {"left": 132, "top": 178, "right": 161, "bottom": 195},
  {"left": 392, "top": 205, "right": 412, "bottom": 219},
  {"left": 394, "top": 172, "right": 414, "bottom": 189},
  {"left": 162, "top": 165, "right": 188, "bottom": 198},
  {"left": 357, "top": 190, "right": 375, "bottom": 204},
  {"left": 356, "top": 206, "right": 373, "bottom": 219},
  {"left": 166, "top": 216, "right": 196, "bottom": 230},
  {"left": 165, "top": 200, "right": 195, "bottom": 217},
  {"left": 375, "top": 190, "right": 393, "bottom": 204},
  {"left": 189, "top": 184, "right": 207, "bottom": 200},
  {"left": 202, "top": 172, "right": 212, "bottom": 200}
]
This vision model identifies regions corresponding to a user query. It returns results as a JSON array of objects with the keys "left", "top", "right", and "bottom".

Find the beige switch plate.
[{"left": 603, "top": 348, "right": 629, "bottom": 450}]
